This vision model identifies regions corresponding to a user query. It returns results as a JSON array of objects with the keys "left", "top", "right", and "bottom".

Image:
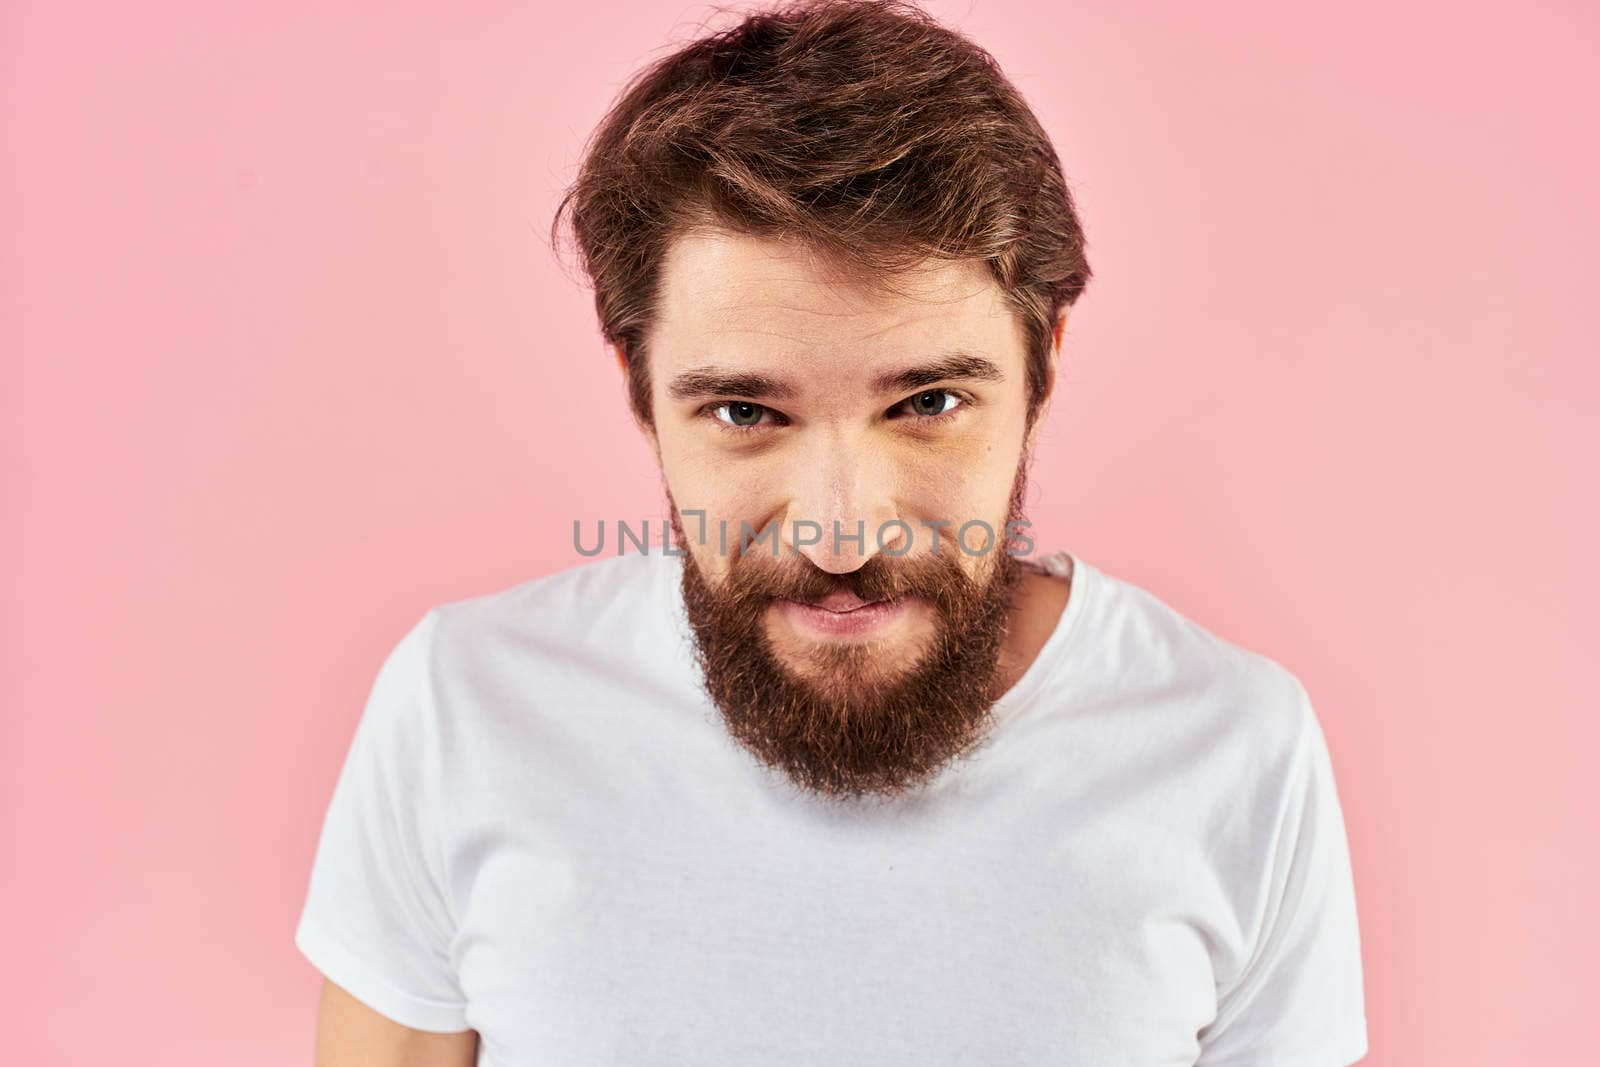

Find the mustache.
[{"left": 721, "top": 549, "right": 976, "bottom": 608}]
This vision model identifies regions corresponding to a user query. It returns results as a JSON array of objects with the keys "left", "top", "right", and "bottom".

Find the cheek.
[
  {"left": 891, "top": 430, "right": 1021, "bottom": 527},
  {"left": 658, "top": 427, "right": 744, "bottom": 507},
  {"left": 659, "top": 447, "right": 784, "bottom": 568}
]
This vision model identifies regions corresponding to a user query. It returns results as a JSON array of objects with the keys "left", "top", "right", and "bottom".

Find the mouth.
[
  {"left": 774, "top": 592, "right": 914, "bottom": 641},
  {"left": 802, "top": 589, "right": 893, "bottom": 612}
]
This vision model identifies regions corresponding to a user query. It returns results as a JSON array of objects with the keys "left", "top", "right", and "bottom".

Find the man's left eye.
[{"left": 896, "top": 389, "right": 965, "bottom": 418}]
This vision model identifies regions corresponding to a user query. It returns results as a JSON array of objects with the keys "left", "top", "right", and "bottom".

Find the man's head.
[{"left": 552, "top": 0, "right": 1091, "bottom": 799}]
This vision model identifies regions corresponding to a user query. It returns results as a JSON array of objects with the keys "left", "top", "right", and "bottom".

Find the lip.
[
  {"left": 807, "top": 589, "right": 884, "bottom": 612},
  {"left": 775, "top": 593, "right": 913, "bottom": 641}
]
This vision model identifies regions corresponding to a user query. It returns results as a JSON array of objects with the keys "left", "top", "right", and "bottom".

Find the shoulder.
[
  {"left": 437, "top": 549, "right": 668, "bottom": 617},
  {"left": 383, "top": 552, "right": 692, "bottom": 727},
  {"left": 1082, "top": 560, "right": 1318, "bottom": 770},
  {"left": 354, "top": 553, "right": 679, "bottom": 703},
  {"left": 426, "top": 550, "right": 674, "bottom": 653}
]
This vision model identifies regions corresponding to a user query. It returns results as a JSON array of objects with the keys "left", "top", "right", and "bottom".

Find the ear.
[
  {"left": 609, "top": 342, "right": 661, "bottom": 460},
  {"left": 1024, "top": 308, "right": 1070, "bottom": 453}
]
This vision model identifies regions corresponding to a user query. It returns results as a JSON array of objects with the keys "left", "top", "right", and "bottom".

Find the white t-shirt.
[{"left": 295, "top": 548, "right": 1368, "bottom": 1066}]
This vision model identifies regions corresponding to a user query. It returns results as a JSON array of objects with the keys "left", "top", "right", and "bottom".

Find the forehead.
[{"left": 649, "top": 228, "right": 1025, "bottom": 383}]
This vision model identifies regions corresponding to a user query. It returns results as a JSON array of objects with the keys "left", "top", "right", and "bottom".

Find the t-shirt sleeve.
[
  {"left": 1194, "top": 683, "right": 1369, "bottom": 1066},
  {"left": 293, "top": 609, "right": 471, "bottom": 1033}
]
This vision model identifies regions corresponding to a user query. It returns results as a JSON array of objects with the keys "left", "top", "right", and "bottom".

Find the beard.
[{"left": 670, "top": 463, "right": 1030, "bottom": 802}]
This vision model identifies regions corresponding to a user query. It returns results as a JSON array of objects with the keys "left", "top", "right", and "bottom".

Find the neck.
[{"left": 990, "top": 564, "right": 1073, "bottom": 701}]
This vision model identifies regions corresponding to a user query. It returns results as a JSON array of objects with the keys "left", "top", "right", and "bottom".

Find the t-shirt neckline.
[{"left": 986, "top": 549, "right": 1095, "bottom": 731}]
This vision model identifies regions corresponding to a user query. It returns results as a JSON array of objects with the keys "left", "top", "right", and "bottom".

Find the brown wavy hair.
[{"left": 550, "top": 0, "right": 1092, "bottom": 431}]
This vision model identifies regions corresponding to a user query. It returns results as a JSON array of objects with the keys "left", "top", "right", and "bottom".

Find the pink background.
[{"left": 9, "top": 2, "right": 1596, "bottom": 1062}]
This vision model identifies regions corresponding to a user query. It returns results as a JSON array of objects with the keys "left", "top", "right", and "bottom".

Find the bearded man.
[{"left": 295, "top": 2, "right": 1368, "bottom": 1064}]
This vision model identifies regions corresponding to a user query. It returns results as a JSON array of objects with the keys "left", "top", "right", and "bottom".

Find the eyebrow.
[
  {"left": 872, "top": 353, "right": 1004, "bottom": 394},
  {"left": 665, "top": 352, "right": 1004, "bottom": 403}
]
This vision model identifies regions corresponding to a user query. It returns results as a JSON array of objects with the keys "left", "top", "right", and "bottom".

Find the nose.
[{"left": 779, "top": 431, "right": 906, "bottom": 574}]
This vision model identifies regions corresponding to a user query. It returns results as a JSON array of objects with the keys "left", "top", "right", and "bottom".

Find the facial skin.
[{"left": 616, "top": 227, "right": 1067, "bottom": 800}]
